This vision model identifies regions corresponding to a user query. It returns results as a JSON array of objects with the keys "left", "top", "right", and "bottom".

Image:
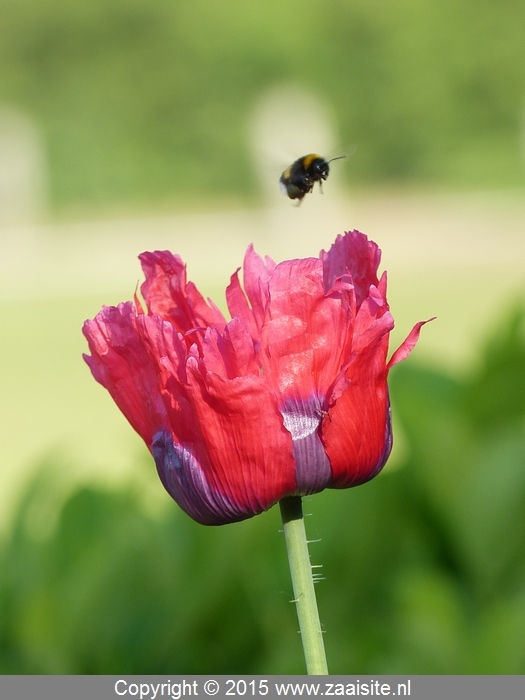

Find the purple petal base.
[
  {"left": 152, "top": 431, "right": 255, "bottom": 525},
  {"left": 281, "top": 396, "right": 333, "bottom": 495}
]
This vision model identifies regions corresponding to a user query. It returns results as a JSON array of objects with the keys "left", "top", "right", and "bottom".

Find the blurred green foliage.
[
  {"left": 1, "top": 0, "right": 524, "bottom": 210},
  {"left": 1, "top": 305, "right": 524, "bottom": 673}
]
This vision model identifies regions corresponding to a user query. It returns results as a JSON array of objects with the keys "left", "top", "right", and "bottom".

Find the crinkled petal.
[
  {"left": 133, "top": 314, "right": 203, "bottom": 447},
  {"left": 225, "top": 268, "right": 259, "bottom": 343},
  {"left": 82, "top": 302, "right": 168, "bottom": 446},
  {"left": 139, "top": 250, "right": 226, "bottom": 334},
  {"left": 321, "top": 230, "right": 381, "bottom": 308},
  {"left": 241, "top": 244, "right": 275, "bottom": 330},
  {"left": 260, "top": 257, "right": 354, "bottom": 402},
  {"left": 181, "top": 367, "right": 296, "bottom": 523},
  {"left": 352, "top": 288, "right": 394, "bottom": 356},
  {"left": 321, "top": 265, "right": 395, "bottom": 486},
  {"left": 134, "top": 314, "right": 296, "bottom": 524},
  {"left": 201, "top": 319, "right": 259, "bottom": 379},
  {"left": 222, "top": 317, "right": 260, "bottom": 377}
]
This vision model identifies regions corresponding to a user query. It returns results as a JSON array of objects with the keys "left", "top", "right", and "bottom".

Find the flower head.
[{"left": 83, "top": 230, "right": 430, "bottom": 525}]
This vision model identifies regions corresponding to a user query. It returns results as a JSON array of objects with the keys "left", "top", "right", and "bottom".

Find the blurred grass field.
[{"left": 1, "top": 0, "right": 525, "bottom": 675}]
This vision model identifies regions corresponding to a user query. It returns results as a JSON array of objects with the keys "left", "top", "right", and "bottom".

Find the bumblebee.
[{"left": 279, "top": 153, "right": 345, "bottom": 203}]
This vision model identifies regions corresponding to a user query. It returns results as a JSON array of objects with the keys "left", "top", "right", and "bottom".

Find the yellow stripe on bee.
[
  {"left": 283, "top": 167, "right": 291, "bottom": 179},
  {"left": 303, "top": 153, "right": 321, "bottom": 168}
]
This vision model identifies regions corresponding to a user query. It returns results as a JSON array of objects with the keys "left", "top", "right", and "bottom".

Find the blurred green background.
[
  {"left": 1, "top": 0, "right": 525, "bottom": 211},
  {"left": 1, "top": 0, "right": 525, "bottom": 675}
]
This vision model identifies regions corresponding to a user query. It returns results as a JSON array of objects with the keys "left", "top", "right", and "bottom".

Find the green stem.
[{"left": 279, "top": 496, "right": 328, "bottom": 675}]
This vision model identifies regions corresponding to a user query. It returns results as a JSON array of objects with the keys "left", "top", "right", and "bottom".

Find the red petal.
[
  {"left": 134, "top": 313, "right": 295, "bottom": 522},
  {"left": 322, "top": 273, "right": 395, "bottom": 485},
  {"left": 183, "top": 365, "right": 296, "bottom": 517},
  {"left": 133, "top": 313, "right": 201, "bottom": 445},
  {"left": 323, "top": 333, "right": 391, "bottom": 486},
  {"left": 82, "top": 302, "right": 168, "bottom": 446}
]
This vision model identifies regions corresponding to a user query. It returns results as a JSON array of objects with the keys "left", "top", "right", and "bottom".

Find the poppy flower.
[{"left": 83, "top": 230, "right": 430, "bottom": 525}]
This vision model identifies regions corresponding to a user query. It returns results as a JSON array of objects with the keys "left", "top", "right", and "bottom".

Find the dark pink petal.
[
  {"left": 222, "top": 318, "right": 260, "bottom": 377},
  {"left": 377, "top": 270, "right": 388, "bottom": 298},
  {"left": 201, "top": 319, "right": 259, "bottom": 380},
  {"left": 133, "top": 314, "right": 201, "bottom": 445},
  {"left": 132, "top": 314, "right": 258, "bottom": 525},
  {"left": 225, "top": 268, "right": 259, "bottom": 342},
  {"left": 352, "top": 289, "right": 394, "bottom": 357},
  {"left": 201, "top": 328, "right": 233, "bottom": 378},
  {"left": 321, "top": 230, "right": 382, "bottom": 309},
  {"left": 139, "top": 250, "right": 226, "bottom": 334},
  {"left": 387, "top": 317, "right": 436, "bottom": 369},
  {"left": 82, "top": 302, "right": 168, "bottom": 446},
  {"left": 225, "top": 245, "right": 276, "bottom": 343},
  {"left": 260, "top": 257, "right": 353, "bottom": 402},
  {"left": 241, "top": 244, "right": 275, "bottom": 330}
]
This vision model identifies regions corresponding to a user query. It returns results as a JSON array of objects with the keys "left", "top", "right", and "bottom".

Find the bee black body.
[{"left": 280, "top": 153, "right": 344, "bottom": 202}]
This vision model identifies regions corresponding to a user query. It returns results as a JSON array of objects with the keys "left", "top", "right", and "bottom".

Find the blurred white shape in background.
[
  {"left": 0, "top": 104, "right": 49, "bottom": 225},
  {"left": 250, "top": 83, "right": 337, "bottom": 203},
  {"left": 248, "top": 84, "right": 350, "bottom": 255}
]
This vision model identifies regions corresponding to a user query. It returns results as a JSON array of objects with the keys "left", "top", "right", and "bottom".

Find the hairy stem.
[{"left": 279, "top": 496, "right": 328, "bottom": 675}]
